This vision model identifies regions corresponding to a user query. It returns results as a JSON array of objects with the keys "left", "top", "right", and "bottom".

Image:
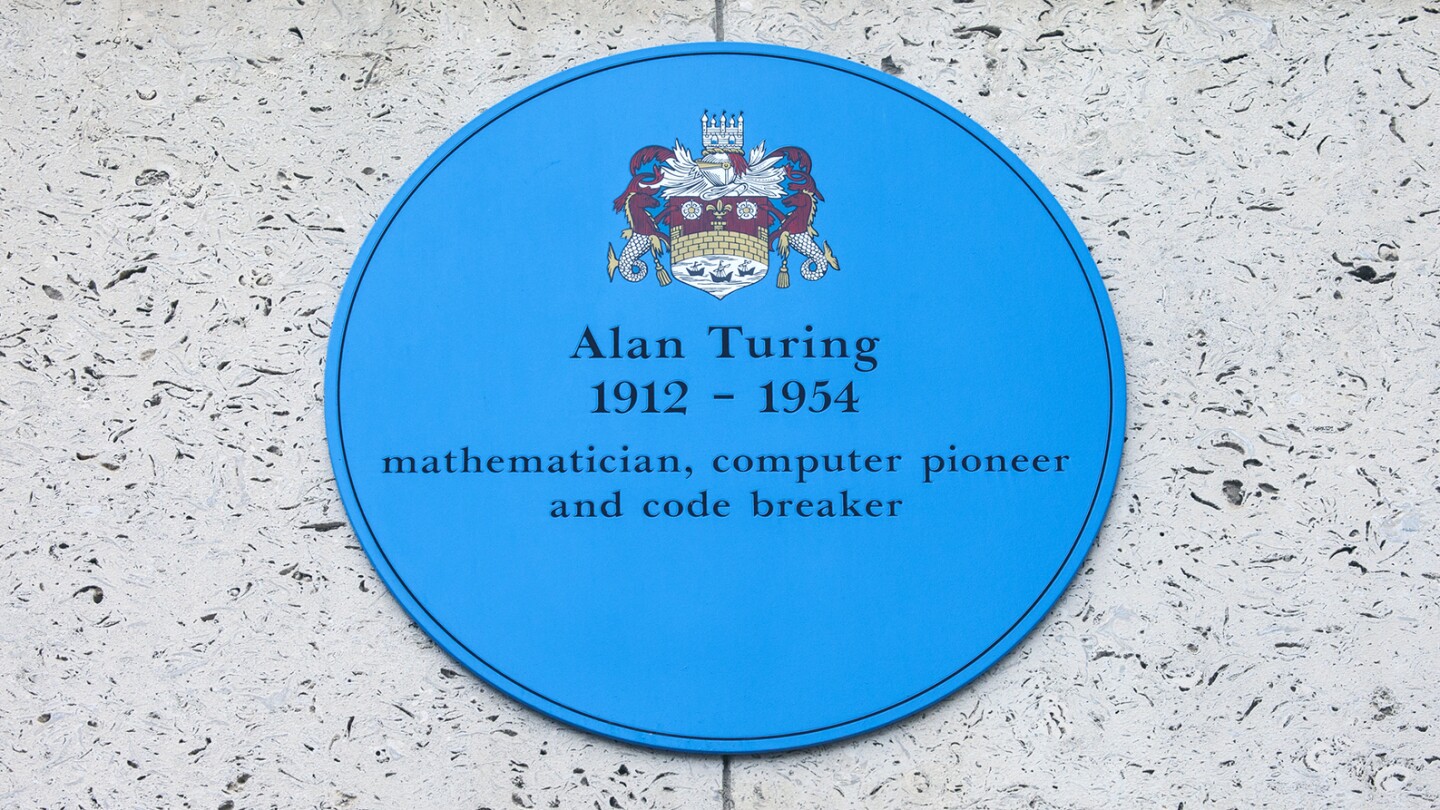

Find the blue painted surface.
[{"left": 326, "top": 44, "right": 1125, "bottom": 753}]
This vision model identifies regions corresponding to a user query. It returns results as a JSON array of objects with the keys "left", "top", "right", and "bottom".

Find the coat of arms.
[{"left": 607, "top": 112, "right": 839, "bottom": 299}]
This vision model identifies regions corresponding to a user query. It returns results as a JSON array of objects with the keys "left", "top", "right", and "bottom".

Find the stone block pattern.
[{"left": 672, "top": 227, "right": 771, "bottom": 264}]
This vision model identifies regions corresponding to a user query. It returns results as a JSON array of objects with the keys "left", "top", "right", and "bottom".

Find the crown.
[{"left": 701, "top": 110, "right": 744, "bottom": 154}]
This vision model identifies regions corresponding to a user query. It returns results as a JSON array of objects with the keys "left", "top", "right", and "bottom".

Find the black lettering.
[
  {"left": 709, "top": 325, "right": 743, "bottom": 358},
  {"left": 383, "top": 456, "right": 415, "bottom": 474},
  {"left": 462, "top": 447, "right": 483, "bottom": 472},
  {"left": 853, "top": 337, "right": 879, "bottom": 372},
  {"left": 571, "top": 326, "right": 603, "bottom": 359}
]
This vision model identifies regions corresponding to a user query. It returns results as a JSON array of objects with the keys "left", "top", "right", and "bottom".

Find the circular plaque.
[{"left": 326, "top": 44, "right": 1125, "bottom": 753}]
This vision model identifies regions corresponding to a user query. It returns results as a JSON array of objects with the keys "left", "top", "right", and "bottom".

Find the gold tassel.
[
  {"left": 776, "top": 232, "right": 791, "bottom": 288},
  {"left": 651, "top": 238, "right": 671, "bottom": 286}
]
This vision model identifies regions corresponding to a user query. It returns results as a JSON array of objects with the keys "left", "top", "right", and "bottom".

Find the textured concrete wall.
[{"left": 2, "top": 1, "right": 1436, "bottom": 807}]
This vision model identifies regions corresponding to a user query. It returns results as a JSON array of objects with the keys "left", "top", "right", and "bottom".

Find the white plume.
[{"left": 657, "top": 139, "right": 786, "bottom": 200}]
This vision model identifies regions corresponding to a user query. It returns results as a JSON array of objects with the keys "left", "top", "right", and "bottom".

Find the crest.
[{"left": 607, "top": 112, "right": 840, "bottom": 299}]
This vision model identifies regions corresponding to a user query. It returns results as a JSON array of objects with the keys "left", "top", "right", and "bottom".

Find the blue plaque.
[{"left": 326, "top": 44, "right": 1125, "bottom": 753}]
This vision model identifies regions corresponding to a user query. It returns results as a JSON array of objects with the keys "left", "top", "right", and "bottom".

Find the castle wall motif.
[{"left": 608, "top": 112, "right": 840, "bottom": 299}]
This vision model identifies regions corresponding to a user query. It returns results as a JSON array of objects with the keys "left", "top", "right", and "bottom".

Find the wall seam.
[{"left": 721, "top": 754, "right": 733, "bottom": 809}]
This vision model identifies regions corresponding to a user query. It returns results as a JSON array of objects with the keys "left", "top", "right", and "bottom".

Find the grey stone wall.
[{"left": 1, "top": 1, "right": 1435, "bottom": 807}]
